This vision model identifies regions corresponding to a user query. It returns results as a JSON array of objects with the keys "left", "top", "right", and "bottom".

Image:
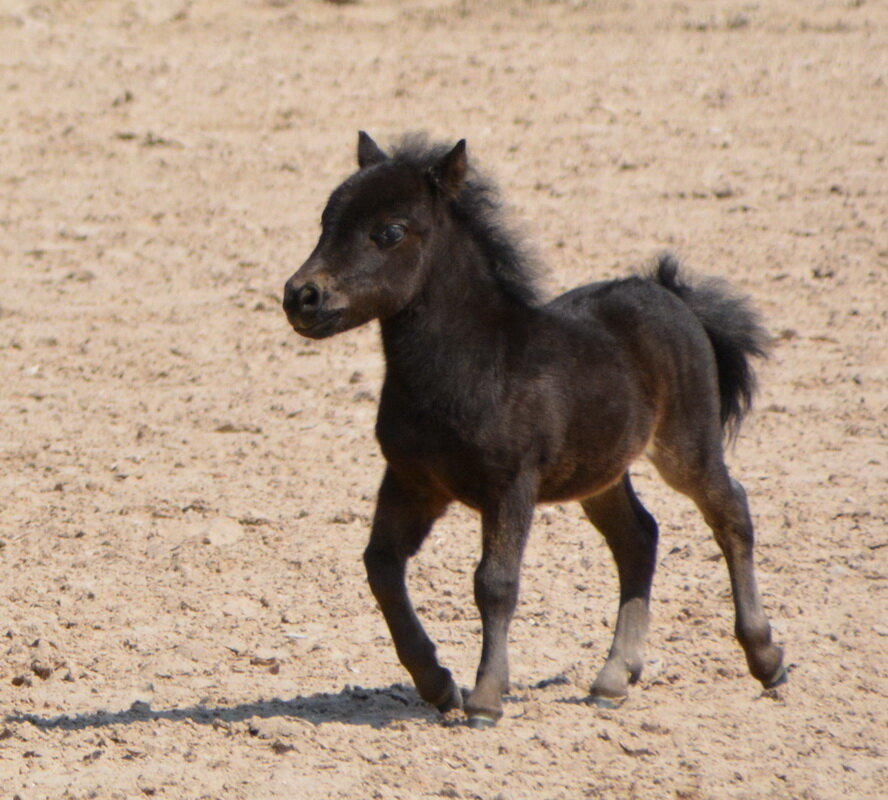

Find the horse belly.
[
  {"left": 538, "top": 451, "right": 636, "bottom": 503},
  {"left": 536, "top": 399, "right": 653, "bottom": 503}
]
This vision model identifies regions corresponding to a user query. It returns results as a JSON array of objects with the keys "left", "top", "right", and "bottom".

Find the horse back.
[{"left": 548, "top": 275, "right": 717, "bottom": 376}]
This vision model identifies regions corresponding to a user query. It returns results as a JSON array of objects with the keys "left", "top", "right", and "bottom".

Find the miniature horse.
[{"left": 282, "top": 133, "right": 786, "bottom": 728}]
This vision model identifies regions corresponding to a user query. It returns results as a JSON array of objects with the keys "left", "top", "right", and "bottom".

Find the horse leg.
[
  {"left": 362, "top": 468, "right": 461, "bottom": 714},
  {"left": 650, "top": 447, "right": 786, "bottom": 688},
  {"left": 464, "top": 483, "right": 535, "bottom": 728},
  {"left": 580, "top": 474, "right": 659, "bottom": 706}
]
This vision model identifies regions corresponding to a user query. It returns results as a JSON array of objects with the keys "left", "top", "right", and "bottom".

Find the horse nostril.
[{"left": 298, "top": 283, "right": 322, "bottom": 312}]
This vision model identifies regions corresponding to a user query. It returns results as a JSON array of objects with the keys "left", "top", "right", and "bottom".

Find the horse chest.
[{"left": 375, "top": 390, "right": 511, "bottom": 505}]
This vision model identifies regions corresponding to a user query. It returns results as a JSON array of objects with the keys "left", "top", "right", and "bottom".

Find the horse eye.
[{"left": 372, "top": 224, "right": 406, "bottom": 249}]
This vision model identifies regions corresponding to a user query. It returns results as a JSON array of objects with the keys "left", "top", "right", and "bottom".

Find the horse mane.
[{"left": 388, "top": 134, "right": 542, "bottom": 306}]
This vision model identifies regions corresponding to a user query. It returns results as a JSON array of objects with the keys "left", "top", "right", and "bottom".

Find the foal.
[{"left": 282, "top": 133, "right": 785, "bottom": 728}]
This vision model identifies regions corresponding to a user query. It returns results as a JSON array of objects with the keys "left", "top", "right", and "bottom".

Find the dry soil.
[{"left": 1, "top": 1, "right": 886, "bottom": 799}]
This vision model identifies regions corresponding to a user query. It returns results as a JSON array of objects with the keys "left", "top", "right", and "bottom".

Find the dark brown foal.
[{"left": 282, "top": 133, "right": 785, "bottom": 727}]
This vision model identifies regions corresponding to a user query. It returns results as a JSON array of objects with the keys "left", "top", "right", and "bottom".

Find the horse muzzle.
[{"left": 282, "top": 278, "right": 343, "bottom": 339}]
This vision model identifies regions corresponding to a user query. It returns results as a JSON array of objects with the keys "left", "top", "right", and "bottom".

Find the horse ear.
[
  {"left": 428, "top": 139, "right": 467, "bottom": 198},
  {"left": 357, "top": 131, "right": 387, "bottom": 168}
]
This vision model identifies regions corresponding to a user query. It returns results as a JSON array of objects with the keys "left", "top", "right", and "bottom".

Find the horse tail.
[{"left": 651, "top": 253, "right": 770, "bottom": 440}]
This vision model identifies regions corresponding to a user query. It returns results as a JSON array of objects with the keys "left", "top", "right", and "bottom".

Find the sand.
[{"left": 1, "top": 1, "right": 885, "bottom": 798}]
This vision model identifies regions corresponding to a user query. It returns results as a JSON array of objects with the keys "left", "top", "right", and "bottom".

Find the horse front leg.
[
  {"left": 465, "top": 482, "right": 535, "bottom": 728},
  {"left": 363, "top": 468, "right": 461, "bottom": 714}
]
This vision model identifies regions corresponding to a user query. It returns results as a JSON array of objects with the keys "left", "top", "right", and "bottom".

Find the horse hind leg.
[
  {"left": 581, "top": 474, "right": 659, "bottom": 706},
  {"left": 650, "top": 443, "right": 786, "bottom": 689}
]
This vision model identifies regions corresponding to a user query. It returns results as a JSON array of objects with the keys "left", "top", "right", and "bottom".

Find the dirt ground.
[{"left": 1, "top": 0, "right": 885, "bottom": 798}]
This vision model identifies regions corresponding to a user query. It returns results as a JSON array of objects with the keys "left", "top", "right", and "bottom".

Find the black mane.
[{"left": 388, "top": 135, "right": 542, "bottom": 306}]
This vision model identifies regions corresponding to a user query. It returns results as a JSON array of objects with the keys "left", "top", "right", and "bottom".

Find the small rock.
[
  {"left": 11, "top": 674, "right": 32, "bottom": 688},
  {"left": 248, "top": 717, "right": 312, "bottom": 740},
  {"left": 640, "top": 720, "right": 671, "bottom": 735},
  {"left": 112, "top": 89, "right": 134, "bottom": 107},
  {"left": 221, "top": 597, "right": 264, "bottom": 618},
  {"left": 65, "top": 269, "right": 96, "bottom": 283},
  {"left": 619, "top": 741, "right": 654, "bottom": 757},
  {"left": 214, "top": 422, "right": 261, "bottom": 434},
  {"left": 201, "top": 517, "right": 244, "bottom": 547},
  {"left": 252, "top": 646, "right": 286, "bottom": 662},
  {"left": 31, "top": 661, "right": 53, "bottom": 680},
  {"left": 223, "top": 638, "right": 249, "bottom": 655},
  {"left": 175, "top": 641, "right": 213, "bottom": 662},
  {"left": 250, "top": 653, "right": 282, "bottom": 673},
  {"left": 281, "top": 607, "right": 301, "bottom": 624}
]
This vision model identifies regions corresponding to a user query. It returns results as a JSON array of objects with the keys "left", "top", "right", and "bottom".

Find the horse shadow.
[{"left": 6, "top": 683, "right": 438, "bottom": 732}]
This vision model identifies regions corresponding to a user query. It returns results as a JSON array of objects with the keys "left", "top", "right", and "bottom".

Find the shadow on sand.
[{"left": 6, "top": 683, "right": 438, "bottom": 732}]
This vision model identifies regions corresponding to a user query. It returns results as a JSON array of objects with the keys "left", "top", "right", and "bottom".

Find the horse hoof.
[
  {"left": 435, "top": 686, "right": 464, "bottom": 715},
  {"left": 763, "top": 666, "right": 788, "bottom": 690},
  {"left": 466, "top": 714, "right": 498, "bottom": 730},
  {"left": 587, "top": 694, "right": 626, "bottom": 710}
]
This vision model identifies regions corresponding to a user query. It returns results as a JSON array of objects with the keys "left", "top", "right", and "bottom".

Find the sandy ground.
[{"left": 1, "top": 1, "right": 886, "bottom": 798}]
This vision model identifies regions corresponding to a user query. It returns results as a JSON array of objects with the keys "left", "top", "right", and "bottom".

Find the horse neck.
[{"left": 379, "top": 230, "right": 530, "bottom": 393}]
